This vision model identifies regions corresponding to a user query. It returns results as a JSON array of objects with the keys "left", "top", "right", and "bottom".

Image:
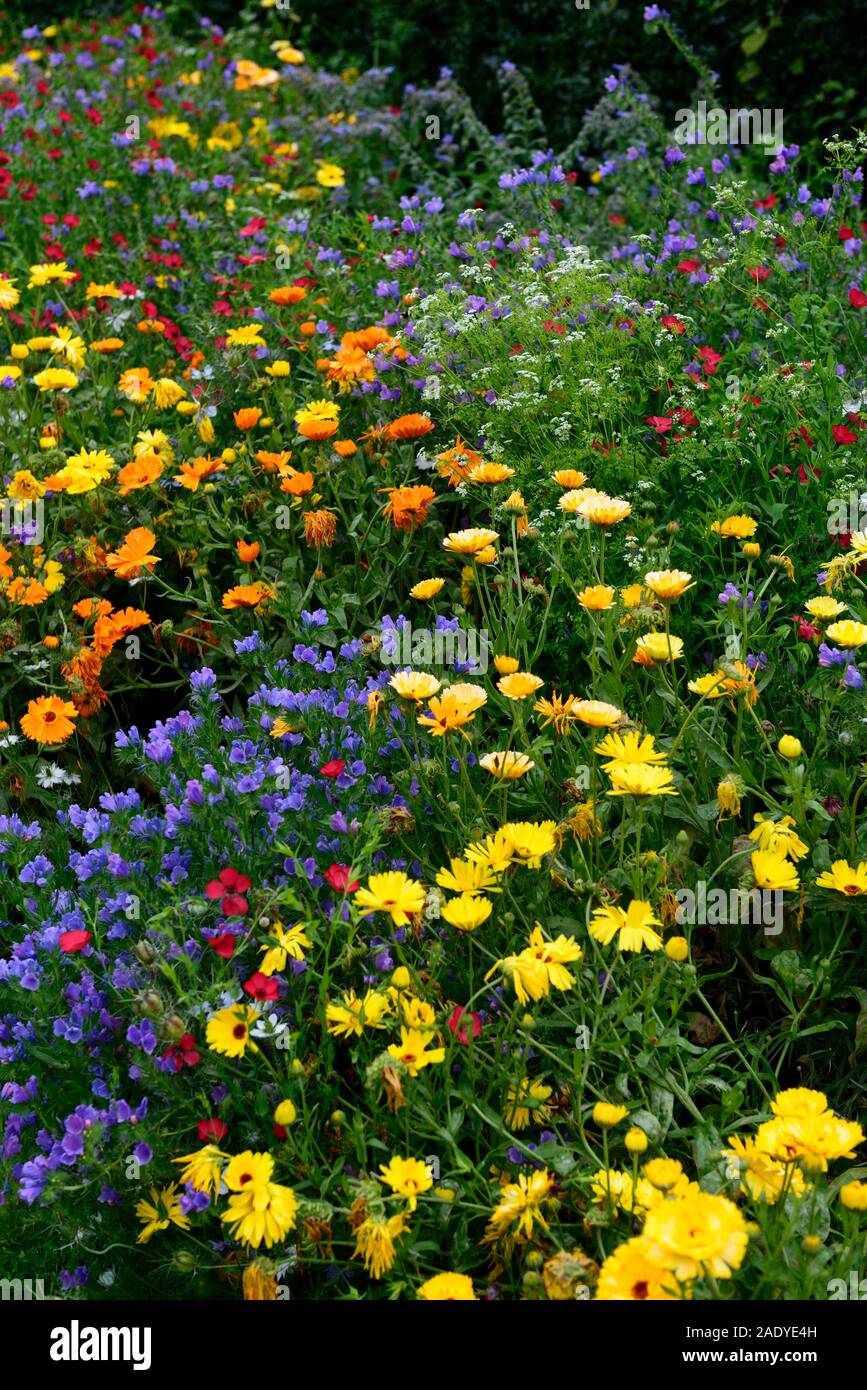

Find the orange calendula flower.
[
  {"left": 234, "top": 407, "right": 262, "bottom": 430},
  {"left": 436, "top": 437, "right": 482, "bottom": 487},
  {"left": 332, "top": 439, "right": 357, "bottom": 457},
  {"left": 269, "top": 286, "right": 307, "bottom": 306},
  {"left": 279, "top": 471, "right": 314, "bottom": 496},
  {"left": 297, "top": 417, "right": 338, "bottom": 441},
  {"left": 105, "top": 527, "right": 160, "bottom": 580},
  {"left": 117, "top": 454, "right": 163, "bottom": 496},
  {"left": 383, "top": 485, "right": 437, "bottom": 530},
  {"left": 236, "top": 540, "right": 260, "bottom": 563},
  {"left": 20, "top": 694, "right": 79, "bottom": 744},
  {"left": 303, "top": 509, "right": 337, "bottom": 548},
  {"left": 174, "top": 456, "right": 227, "bottom": 491},
  {"left": 383, "top": 413, "right": 435, "bottom": 441},
  {"left": 222, "top": 582, "right": 274, "bottom": 610}
]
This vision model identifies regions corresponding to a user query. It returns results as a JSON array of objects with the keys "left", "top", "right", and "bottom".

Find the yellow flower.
[
  {"left": 354, "top": 1212, "right": 407, "bottom": 1279},
  {"left": 484, "top": 1169, "right": 556, "bottom": 1243},
  {"left": 688, "top": 661, "right": 758, "bottom": 706},
  {"left": 242, "top": 1260, "right": 278, "bottom": 1300},
  {"left": 494, "top": 654, "right": 520, "bottom": 675},
  {"left": 578, "top": 494, "right": 632, "bottom": 526},
  {"left": 501, "top": 820, "right": 558, "bottom": 864},
  {"left": 135, "top": 1184, "right": 190, "bottom": 1244},
  {"left": 410, "top": 578, "right": 445, "bottom": 600},
  {"left": 620, "top": 583, "right": 644, "bottom": 609},
  {"left": 378, "top": 1156, "right": 434, "bottom": 1210},
  {"left": 387, "top": 1027, "right": 446, "bottom": 1075},
  {"left": 840, "top": 1181, "right": 867, "bottom": 1212},
  {"left": 593, "top": 1102, "right": 628, "bottom": 1127},
  {"left": 577, "top": 584, "right": 616, "bottom": 611},
  {"left": 497, "top": 671, "right": 543, "bottom": 700},
  {"left": 755, "top": 1112, "right": 864, "bottom": 1172},
  {"left": 751, "top": 850, "right": 799, "bottom": 891},
  {"left": 469, "top": 461, "right": 515, "bottom": 484},
  {"left": 633, "top": 632, "right": 684, "bottom": 664},
  {"left": 826, "top": 619, "right": 867, "bottom": 648},
  {"left": 326, "top": 988, "right": 390, "bottom": 1038},
  {"left": 716, "top": 776, "right": 742, "bottom": 820},
  {"left": 435, "top": 857, "right": 502, "bottom": 896},
  {"left": 606, "top": 763, "right": 677, "bottom": 797},
  {"left": 417, "top": 1272, "right": 477, "bottom": 1300},
  {"left": 771, "top": 1087, "right": 830, "bottom": 1119},
  {"left": 642, "top": 1191, "right": 749, "bottom": 1280},
  {"left": 571, "top": 699, "right": 624, "bottom": 728},
  {"left": 258, "top": 921, "right": 312, "bottom": 975},
  {"left": 625, "top": 1127, "right": 649, "bottom": 1154},
  {"left": 206, "top": 1005, "right": 260, "bottom": 1058},
  {"left": 439, "top": 894, "right": 493, "bottom": 931},
  {"left": 316, "top": 161, "right": 346, "bottom": 187},
  {"left": 32, "top": 367, "right": 78, "bottom": 391},
  {"left": 274, "top": 1100, "right": 297, "bottom": 1126},
  {"left": 221, "top": 1156, "right": 298, "bottom": 1249},
  {"left": 442, "top": 527, "right": 498, "bottom": 556},
  {"left": 505, "top": 1077, "right": 554, "bottom": 1130},
  {"left": 389, "top": 670, "right": 441, "bottom": 701},
  {"left": 711, "top": 514, "right": 757, "bottom": 539},
  {"left": 643, "top": 569, "right": 694, "bottom": 601},
  {"left": 354, "top": 871, "right": 425, "bottom": 925},
  {"left": 596, "top": 1237, "right": 683, "bottom": 1301},
  {"left": 721, "top": 1135, "right": 805, "bottom": 1205},
  {"left": 805, "top": 596, "right": 847, "bottom": 620},
  {"left": 28, "top": 261, "right": 76, "bottom": 288},
  {"left": 590, "top": 900, "right": 664, "bottom": 952},
  {"left": 749, "top": 813, "right": 808, "bottom": 861},
  {"left": 815, "top": 860, "right": 867, "bottom": 896},
  {"left": 552, "top": 469, "right": 588, "bottom": 488},
  {"left": 777, "top": 735, "right": 802, "bottom": 759},
  {"left": 6, "top": 470, "right": 45, "bottom": 501},
  {"left": 665, "top": 936, "right": 689, "bottom": 962},
  {"left": 595, "top": 730, "right": 667, "bottom": 767},
  {"left": 479, "top": 750, "right": 535, "bottom": 779},
  {"left": 172, "top": 1145, "right": 229, "bottom": 1198}
]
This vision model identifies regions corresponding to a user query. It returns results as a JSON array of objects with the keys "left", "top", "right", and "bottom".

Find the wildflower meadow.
[{"left": 1, "top": 0, "right": 867, "bottom": 1335}]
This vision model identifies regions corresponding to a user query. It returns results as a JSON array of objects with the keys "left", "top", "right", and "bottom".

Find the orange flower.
[
  {"left": 222, "top": 582, "right": 274, "bottom": 610},
  {"left": 6, "top": 577, "right": 49, "bottom": 606},
  {"left": 383, "top": 485, "right": 437, "bottom": 531},
  {"left": 280, "top": 471, "right": 314, "bottom": 496},
  {"left": 237, "top": 540, "right": 260, "bottom": 563},
  {"left": 117, "top": 453, "right": 163, "bottom": 496},
  {"left": 118, "top": 367, "right": 154, "bottom": 402},
  {"left": 383, "top": 413, "right": 435, "bottom": 441},
  {"left": 436, "top": 437, "right": 482, "bottom": 487},
  {"left": 43, "top": 635, "right": 60, "bottom": 649},
  {"left": 342, "top": 326, "right": 391, "bottom": 352},
  {"left": 296, "top": 418, "right": 338, "bottom": 441},
  {"left": 234, "top": 408, "right": 262, "bottom": 431},
  {"left": 332, "top": 439, "right": 357, "bottom": 457},
  {"left": 303, "top": 509, "right": 337, "bottom": 548},
  {"left": 0, "top": 543, "right": 13, "bottom": 580},
  {"left": 174, "top": 456, "right": 226, "bottom": 491},
  {"left": 90, "top": 337, "right": 124, "bottom": 353},
  {"left": 20, "top": 694, "right": 79, "bottom": 744},
  {"left": 106, "top": 527, "right": 160, "bottom": 581},
  {"left": 256, "top": 450, "right": 293, "bottom": 472},
  {"left": 269, "top": 286, "right": 307, "bottom": 306}
]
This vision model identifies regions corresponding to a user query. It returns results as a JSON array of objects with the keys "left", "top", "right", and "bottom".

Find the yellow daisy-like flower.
[
  {"left": 606, "top": 763, "right": 677, "bottom": 797},
  {"left": 578, "top": 493, "right": 632, "bottom": 526},
  {"left": 826, "top": 619, "right": 867, "bottom": 648},
  {"left": 221, "top": 1164, "right": 299, "bottom": 1249},
  {"left": 815, "top": 860, "right": 867, "bottom": 896},
  {"left": 595, "top": 730, "right": 667, "bottom": 767},
  {"left": 32, "top": 367, "right": 78, "bottom": 391},
  {"left": 571, "top": 699, "right": 624, "bottom": 728},
  {"left": 354, "top": 871, "right": 425, "bottom": 925},
  {"left": 387, "top": 1027, "right": 446, "bottom": 1076},
  {"left": 410, "top": 578, "right": 445, "bottom": 600},
  {"left": 633, "top": 632, "right": 684, "bottom": 664},
  {"left": 748, "top": 813, "right": 808, "bottom": 861},
  {"left": 484, "top": 1168, "right": 556, "bottom": 1243},
  {"left": 135, "top": 1184, "right": 191, "bottom": 1244},
  {"left": 468, "top": 461, "right": 515, "bottom": 484},
  {"left": 505, "top": 1077, "right": 554, "bottom": 1130},
  {"left": 497, "top": 671, "right": 544, "bottom": 700},
  {"left": 316, "top": 161, "right": 346, "bottom": 187},
  {"left": 479, "top": 750, "right": 535, "bottom": 779},
  {"left": 643, "top": 569, "right": 694, "bottom": 601},
  {"left": 501, "top": 820, "right": 557, "bottom": 864},
  {"left": 326, "top": 988, "right": 390, "bottom": 1038},
  {"left": 595, "top": 1237, "right": 683, "bottom": 1301},
  {"left": 577, "top": 584, "right": 616, "bottom": 611},
  {"left": 206, "top": 1004, "right": 260, "bottom": 1058},
  {"left": 641, "top": 1190, "right": 749, "bottom": 1280},
  {"left": 711, "top": 514, "right": 757, "bottom": 539},
  {"left": 442, "top": 527, "right": 499, "bottom": 556},
  {"left": 378, "top": 1155, "right": 434, "bottom": 1210},
  {"left": 389, "top": 670, "right": 441, "bottom": 701},
  {"left": 751, "top": 850, "right": 799, "bottom": 891},
  {"left": 593, "top": 1102, "right": 629, "bottom": 1127},
  {"left": 620, "top": 583, "right": 645, "bottom": 609},
  {"left": 804, "top": 596, "right": 847, "bottom": 620},
  {"left": 552, "top": 469, "right": 588, "bottom": 489},
  {"left": 258, "top": 921, "right": 313, "bottom": 975},
  {"left": 720, "top": 1135, "right": 806, "bottom": 1205},
  {"left": 770, "top": 1087, "right": 830, "bottom": 1119},
  {"left": 589, "top": 900, "right": 664, "bottom": 952},
  {"left": 436, "top": 856, "right": 502, "bottom": 896},
  {"left": 439, "top": 894, "right": 493, "bottom": 932},
  {"left": 417, "top": 1272, "right": 477, "bottom": 1300},
  {"left": 755, "top": 1112, "right": 864, "bottom": 1172},
  {"left": 354, "top": 1212, "right": 407, "bottom": 1279},
  {"left": 494, "top": 655, "right": 519, "bottom": 675},
  {"left": 172, "top": 1145, "right": 229, "bottom": 1199}
]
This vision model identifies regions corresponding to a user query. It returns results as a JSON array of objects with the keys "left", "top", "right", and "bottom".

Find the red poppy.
[
  {"left": 319, "top": 759, "right": 346, "bottom": 778},
  {"left": 661, "top": 316, "right": 685, "bottom": 334},
  {"left": 832, "top": 425, "right": 858, "bottom": 445},
  {"left": 746, "top": 266, "right": 771, "bottom": 283},
  {"left": 448, "top": 1005, "right": 482, "bottom": 1044},
  {"left": 198, "top": 1117, "right": 228, "bottom": 1142},
  {"left": 205, "top": 866, "right": 252, "bottom": 916},
  {"left": 324, "top": 863, "right": 360, "bottom": 893},
  {"left": 848, "top": 288, "right": 867, "bottom": 310},
  {"left": 243, "top": 972, "right": 279, "bottom": 1002},
  {"left": 59, "top": 929, "right": 90, "bottom": 953},
  {"left": 676, "top": 258, "right": 701, "bottom": 273},
  {"left": 163, "top": 1033, "right": 201, "bottom": 1072},
  {"left": 207, "top": 933, "right": 237, "bottom": 960},
  {"left": 697, "top": 345, "right": 723, "bottom": 375}
]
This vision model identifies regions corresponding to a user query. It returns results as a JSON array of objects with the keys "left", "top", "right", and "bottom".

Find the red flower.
[
  {"left": 676, "top": 258, "right": 701, "bottom": 273},
  {"left": 59, "top": 930, "right": 90, "bottom": 953},
  {"left": 197, "top": 1117, "right": 228, "bottom": 1142},
  {"left": 324, "top": 863, "right": 360, "bottom": 893},
  {"left": 207, "top": 933, "right": 237, "bottom": 960},
  {"left": 746, "top": 266, "right": 771, "bottom": 283},
  {"left": 849, "top": 288, "right": 867, "bottom": 310},
  {"left": 646, "top": 415, "right": 672, "bottom": 434},
  {"left": 205, "top": 867, "right": 252, "bottom": 916},
  {"left": 319, "top": 759, "right": 346, "bottom": 778},
  {"left": 661, "top": 316, "right": 685, "bottom": 334},
  {"left": 832, "top": 425, "right": 858, "bottom": 445},
  {"left": 163, "top": 1033, "right": 201, "bottom": 1072},
  {"left": 697, "top": 345, "right": 723, "bottom": 375},
  {"left": 448, "top": 1005, "right": 482, "bottom": 1044},
  {"left": 753, "top": 193, "right": 776, "bottom": 209},
  {"left": 839, "top": 225, "right": 854, "bottom": 242},
  {"left": 791, "top": 616, "right": 820, "bottom": 643},
  {"left": 243, "top": 972, "right": 279, "bottom": 1002}
]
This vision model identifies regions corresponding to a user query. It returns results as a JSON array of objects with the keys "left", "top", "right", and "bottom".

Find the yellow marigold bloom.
[
  {"left": 742, "top": 541, "right": 761, "bottom": 558},
  {"left": 687, "top": 662, "right": 758, "bottom": 705},
  {"left": 711, "top": 514, "right": 758, "bottom": 539},
  {"left": 578, "top": 493, "right": 632, "bottom": 526},
  {"left": 501, "top": 820, "right": 557, "bottom": 864},
  {"left": 533, "top": 692, "right": 579, "bottom": 735},
  {"left": 354, "top": 871, "right": 425, "bottom": 926},
  {"left": 562, "top": 800, "right": 602, "bottom": 841},
  {"left": 389, "top": 670, "right": 441, "bottom": 701},
  {"left": 593, "top": 1102, "right": 629, "bottom": 1127},
  {"left": 274, "top": 1100, "right": 297, "bottom": 1127},
  {"left": 558, "top": 486, "right": 604, "bottom": 514},
  {"left": 497, "top": 671, "right": 543, "bottom": 700},
  {"left": 590, "top": 900, "right": 664, "bottom": 952},
  {"left": 243, "top": 1261, "right": 278, "bottom": 1300},
  {"left": 840, "top": 1181, "right": 867, "bottom": 1212},
  {"left": 815, "top": 859, "right": 867, "bottom": 895},
  {"left": 378, "top": 1156, "right": 434, "bottom": 1210},
  {"left": 387, "top": 1027, "right": 446, "bottom": 1076},
  {"left": 484, "top": 1168, "right": 556, "bottom": 1243},
  {"left": 642, "top": 1191, "right": 749, "bottom": 1280},
  {"left": 643, "top": 569, "right": 694, "bottom": 601},
  {"left": 20, "top": 694, "right": 78, "bottom": 745},
  {"left": 552, "top": 469, "right": 588, "bottom": 488},
  {"left": 354, "top": 1212, "right": 407, "bottom": 1279},
  {"left": 316, "top": 161, "right": 346, "bottom": 187},
  {"left": 748, "top": 813, "right": 808, "bottom": 861},
  {"left": 417, "top": 1272, "right": 477, "bottom": 1300},
  {"left": 442, "top": 526, "right": 498, "bottom": 556},
  {"left": 571, "top": 699, "right": 624, "bottom": 728},
  {"left": 606, "top": 763, "right": 677, "bottom": 797},
  {"left": 751, "top": 850, "right": 799, "bottom": 891},
  {"left": 32, "top": 367, "right": 78, "bottom": 391},
  {"left": 222, "top": 582, "right": 274, "bottom": 610},
  {"left": 595, "top": 730, "right": 666, "bottom": 766},
  {"left": 620, "top": 582, "right": 644, "bottom": 608},
  {"left": 7, "top": 469, "right": 45, "bottom": 501},
  {"left": 826, "top": 619, "right": 867, "bottom": 648},
  {"left": 626, "top": 1126, "right": 649, "bottom": 1154},
  {"left": 439, "top": 893, "right": 493, "bottom": 932},
  {"left": 665, "top": 935, "right": 689, "bottom": 962},
  {"left": 28, "top": 261, "right": 76, "bottom": 288},
  {"left": 469, "top": 461, "right": 515, "bottom": 484},
  {"left": 172, "top": 1145, "right": 229, "bottom": 1198},
  {"left": 805, "top": 596, "right": 846, "bottom": 620},
  {"left": 410, "top": 578, "right": 445, "bottom": 600},
  {"left": 755, "top": 1112, "right": 864, "bottom": 1172},
  {"left": 326, "top": 988, "right": 390, "bottom": 1038},
  {"left": 578, "top": 584, "right": 616, "bottom": 611},
  {"left": 479, "top": 750, "right": 534, "bottom": 780},
  {"left": 716, "top": 775, "right": 742, "bottom": 820},
  {"left": 152, "top": 378, "right": 186, "bottom": 409},
  {"left": 221, "top": 1161, "right": 298, "bottom": 1249},
  {"left": 435, "top": 857, "right": 501, "bottom": 896},
  {"left": 417, "top": 690, "right": 481, "bottom": 735},
  {"left": 596, "top": 1237, "right": 682, "bottom": 1301},
  {"left": 206, "top": 1005, "right": 259, "bottom": 1058},
  {"left": 633, "top": 632, "right": 684, "bottom": 664},
  {"left": 135, "top": 1184, "right": 190, "bottom": 1244},
  {"left": 258, "top": 921, "right": 312, "bottom": 975},
  {"left": 505, "top": 1077, "right": 554, "bottom": 1130},
  {"left": 720, "top": 1135, "right": 805, "bottom": 1205}
]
